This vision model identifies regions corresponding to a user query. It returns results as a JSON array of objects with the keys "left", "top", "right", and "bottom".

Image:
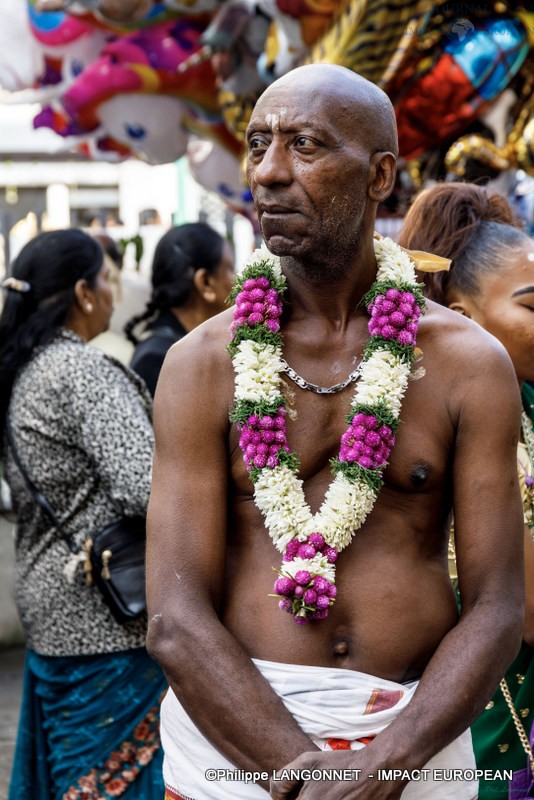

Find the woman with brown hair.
[{"left": 399, "top": 182, "right": 534, "bottom": 798}]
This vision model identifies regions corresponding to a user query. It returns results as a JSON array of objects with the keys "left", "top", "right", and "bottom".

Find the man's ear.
[
  {"left": 193, "top": 268, "right": 217, "bottom": 303},
  {"left": 368, "top": 152, "right": 397, "bottom": 203}
]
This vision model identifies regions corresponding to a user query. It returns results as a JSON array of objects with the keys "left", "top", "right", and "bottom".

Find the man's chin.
[{"left": 261, "top": 232, "right": 306, "bottom": 258}]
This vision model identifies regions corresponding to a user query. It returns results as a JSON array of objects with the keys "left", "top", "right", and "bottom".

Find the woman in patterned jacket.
[{"left": 0, "top": 229, "right": 166, "bottom": 799}]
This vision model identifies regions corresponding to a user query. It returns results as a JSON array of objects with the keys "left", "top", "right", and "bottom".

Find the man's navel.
[{"left": 332, "top": 639, "right": 351, "bottom": 658}]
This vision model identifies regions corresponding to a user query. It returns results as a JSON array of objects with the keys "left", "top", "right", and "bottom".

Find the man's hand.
[{"left": 270, "top": 750, "right": 407, "bottom": 800}]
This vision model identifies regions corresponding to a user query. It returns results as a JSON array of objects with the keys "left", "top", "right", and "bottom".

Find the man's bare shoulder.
[{"left": 422, "top": 298, "right": 514, "bottom": 369}]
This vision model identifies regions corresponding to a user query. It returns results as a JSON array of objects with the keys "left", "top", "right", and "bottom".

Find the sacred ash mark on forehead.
[{"left": 264, "top": 111, "right": 286, "bottom": 131}]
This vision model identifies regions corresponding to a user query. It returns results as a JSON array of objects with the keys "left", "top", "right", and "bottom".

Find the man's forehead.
[{"left": 248, "top": 96, "right": 339, "bottom": 132}]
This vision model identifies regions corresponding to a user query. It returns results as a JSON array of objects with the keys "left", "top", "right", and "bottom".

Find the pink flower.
[
  {"left": 266, "top": 304, "right": 281, "bottom": 318},
  {"left": 284, "top": 540, "right": 300, "bottom": 560},
  {"left": 308, "top": 533, "right": 325, "bottom": 549},
  {"left": 265, "top": 289, "right": 279, "bottom": 303},
  {"left": 381, "top": 324, "right": 396, "bottom": 339},
  {"left": 295, "top": 570, "right": 311, "bottom": 585},
  {"left": 316, "top": 594, "right": 331, "bottom": 610},
  {"left": 390, "top": 311, "right": 406, "bottom": 328},
  {"left": 274, "top": 577, "right": 296, "bottom": 595},
  {"left": 250, "top": 288, "right": 265, "bottom": 302},
  {"left": 397, "top": 330, "right": 414, "bottom": 346},
  {"left": 324, "top": 547, "right": 338, "bottom": 563},
  {"left": 237, "top": 301, "right": 253, "bottom": 315},
  {"left": 304, "top": 589, "right": 318, "bottom": 604},
  {"left": 313, "top": 576, "right": 330, "bottom": 594}
]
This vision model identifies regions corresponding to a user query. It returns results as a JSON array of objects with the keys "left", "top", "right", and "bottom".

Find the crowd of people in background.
[{"left": 0, "top": 111, "right": 533, "bottom": 798}]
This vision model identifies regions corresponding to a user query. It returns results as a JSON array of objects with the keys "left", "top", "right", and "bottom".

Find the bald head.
[{"left": 254, "top": 64, "right": 398, "bottom": 156}]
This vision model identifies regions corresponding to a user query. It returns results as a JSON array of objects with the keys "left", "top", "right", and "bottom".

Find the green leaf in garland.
[{"left": 330, "top": 458, "right": 384, "bottom": 493}]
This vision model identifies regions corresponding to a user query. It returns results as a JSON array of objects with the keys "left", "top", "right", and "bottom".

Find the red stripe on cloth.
[
  {"left": 165, "top": 785, "right": 197, "bottom": 800},
  {"left": 326, "top": 738, "right": 352, "bottom": 750},
  {"left": 363, "top": 688, "right": 404, "bottom": 715},
  {"left": 356, "top": 735, "right": 376, "bottom": 745}
]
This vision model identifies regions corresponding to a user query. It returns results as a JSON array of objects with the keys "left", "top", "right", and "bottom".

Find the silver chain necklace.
[{"left": 281, "top": 359, "right": 362, "bottom": 395}]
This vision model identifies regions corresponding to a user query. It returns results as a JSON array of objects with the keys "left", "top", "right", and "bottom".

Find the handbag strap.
[{"left": 5, "top": 417, "right": 79, "bottom": 554}]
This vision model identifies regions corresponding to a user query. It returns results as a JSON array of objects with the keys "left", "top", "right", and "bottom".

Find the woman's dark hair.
[
  {"left": 124, "top": 222, "right": 225, "bottom": 344},
  {"left": 398, "top": 182, "right": 529, "bottom": 305},
  {"left": 0, "top": 229, "right": 103, "bottom": 432}
]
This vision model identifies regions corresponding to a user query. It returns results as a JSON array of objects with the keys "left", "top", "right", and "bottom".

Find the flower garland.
[{"left": 228, "top": 237, "right": 425, "bottom": 623}]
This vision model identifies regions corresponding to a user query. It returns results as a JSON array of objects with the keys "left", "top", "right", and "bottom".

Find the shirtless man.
[{"left": 146, "top": 64, "right": 524, "bottom": 800}]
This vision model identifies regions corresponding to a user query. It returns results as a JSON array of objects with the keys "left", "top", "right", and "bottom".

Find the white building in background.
[{"left": 0, "top": 101, "right": 255, "bottom": 276}]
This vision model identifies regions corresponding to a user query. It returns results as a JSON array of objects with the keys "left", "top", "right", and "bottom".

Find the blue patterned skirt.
[{"left": 8, "top": 646, "right": 167, "bottom": 800}]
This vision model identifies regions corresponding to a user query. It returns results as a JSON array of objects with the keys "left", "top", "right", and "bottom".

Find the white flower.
[
  {"left": 352, "top": 348, "right": 411, "bottom": 416},
  {"left": 317, "top": 474, "right": 377, "bottom": 550},
  {"left": 373, "top": 237, "right": 417, "bottom": 284},
  {"left": 233, "top": 340, "right": 284, "bottom": 403},
  {"left": 245, "top": 244, "right": 283, "bottom": 281},
  {"left": 281, "top": 555, "right": 335, "bottom": 583},
  {"left": 255, "top": 466, "right": 313, "bottom": 551}
]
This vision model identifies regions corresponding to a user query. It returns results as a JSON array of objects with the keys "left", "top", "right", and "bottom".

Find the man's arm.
[
  {"left": 145, "top": 323, "right": 319, "bottom": 784},
  {"left": 271, "top": 332, "right": 525, "bottom": 799}
]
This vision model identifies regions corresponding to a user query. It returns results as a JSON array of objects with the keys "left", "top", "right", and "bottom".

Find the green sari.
[{"left": 471, "top": 382, "right": 534, "bottom": 799}]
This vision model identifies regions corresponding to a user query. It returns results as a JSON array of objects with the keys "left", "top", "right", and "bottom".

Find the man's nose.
[{"left": 249, "top": 141, "right": 292, "bottom": 187}]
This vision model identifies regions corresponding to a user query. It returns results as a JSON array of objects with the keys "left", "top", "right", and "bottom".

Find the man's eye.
[
  {"left": 248, "top": 136, "right": 267, "bottom": 150},
  {"left": 295, "top": 136, "right": 313, "bottom": 147}
]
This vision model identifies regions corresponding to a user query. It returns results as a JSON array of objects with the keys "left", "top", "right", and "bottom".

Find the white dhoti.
[{"left": 161, "top": 658, "right": 478, "bottom": 800}]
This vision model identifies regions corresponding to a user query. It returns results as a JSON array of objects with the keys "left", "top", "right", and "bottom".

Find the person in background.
[
  {"left": 398, "top": 182, "right": 534, "bottom": 799},
  {"left": 124, "top": 222, "right": 235, "bottom": 396},
  {"left": 0, "top": 229, "right": 166, "bottom": 800},
  {"left": 90, "top": 233, "right": 136, "bottom": 364}
]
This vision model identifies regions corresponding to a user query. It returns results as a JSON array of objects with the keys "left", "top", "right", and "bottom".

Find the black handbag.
[
  {"left": 6, "top": 418, "right": 147, "bottom": 624},
  {"left": 85, "top": 516, "right": 147, "bottom": 623}
]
